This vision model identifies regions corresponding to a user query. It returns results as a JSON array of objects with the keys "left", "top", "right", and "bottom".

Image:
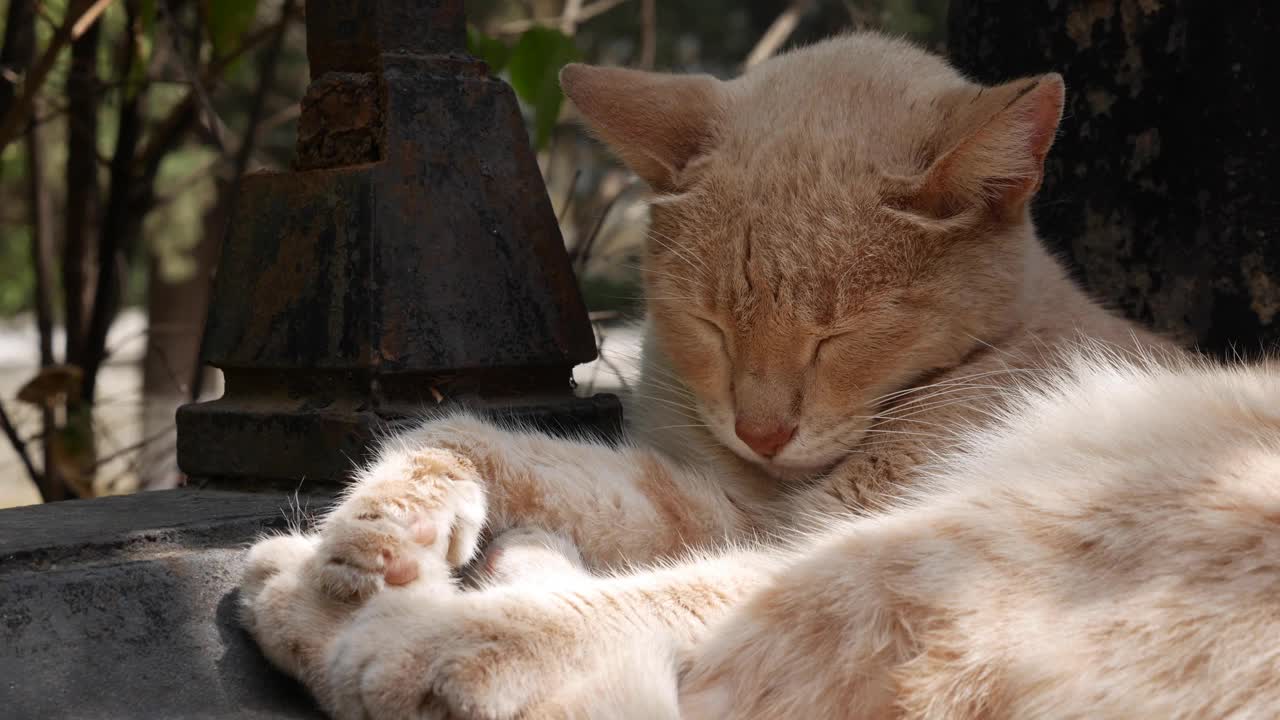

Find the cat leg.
[
  {"left": 466, "top": 526, "right": 588, "bottom": 588},
  {"left": 678, "top": 519, "right": 928, "bottom": 720},
  {"left": 307, "top": 411, "right": 749, "bottom": 603},
  {"left": 317, "top": 547, "right": 784, "bottom": 720}
]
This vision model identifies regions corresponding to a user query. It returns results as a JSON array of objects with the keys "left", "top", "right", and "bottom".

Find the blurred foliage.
[
  {"left": 0, "top": 0, "right": 308, "bottom": 317},
  {"left": 204, "top": 0, "right": 259, "bottom": 58}
]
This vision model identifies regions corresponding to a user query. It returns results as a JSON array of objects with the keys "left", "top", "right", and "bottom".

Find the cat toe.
[{"left": 312, "top": 449, "right": 489, "bottom": 601}]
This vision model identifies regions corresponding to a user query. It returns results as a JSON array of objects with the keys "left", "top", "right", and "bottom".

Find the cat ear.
[
  {"left": 560, "top": 64, "right": 725, "bottom": 191},
  {"left": 900, "top": 74, "right": 1065, "bottom": 221}
]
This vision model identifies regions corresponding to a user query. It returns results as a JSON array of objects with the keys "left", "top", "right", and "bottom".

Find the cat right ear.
[
  {"left": 892, "top": 73, "right": 1065, "bottom": 223},
  {"left": 560, "top": 64, "right": 725, "bottom": 192}
]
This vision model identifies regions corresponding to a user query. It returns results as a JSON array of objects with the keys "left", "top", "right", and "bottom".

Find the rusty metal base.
[{"left": 177, "top": 389, "right": 622, "bottom": 489}]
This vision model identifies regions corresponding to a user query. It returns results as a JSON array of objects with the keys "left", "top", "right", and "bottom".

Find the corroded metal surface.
[
  {"left": 295, "top": 72, "right": 383, "bottom": 170},
  {"left": 178, "top": 0, "right": 620, "bottom": 485},
  {"left": 948, "top": 1, "right": 1280, "bottom": 354},
  {"left": 304, "top": 0, "right": 466, "bottom": 77}
]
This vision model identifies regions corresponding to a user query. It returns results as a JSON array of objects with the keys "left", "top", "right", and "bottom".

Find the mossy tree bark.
[{"left": 948, "top": 1, "right": 1280, "bottom": 355}]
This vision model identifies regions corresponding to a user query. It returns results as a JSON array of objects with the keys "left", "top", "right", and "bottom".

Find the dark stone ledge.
[{"left": 0, "top": 490, "right": 331, "bottom": 719}]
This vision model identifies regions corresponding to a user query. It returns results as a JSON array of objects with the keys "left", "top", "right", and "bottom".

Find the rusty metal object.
[
  {"left": 177, "top": 0, "right": 620, "bottom": 485},
  {"left": 294, "top": 72, "right": 382, "bottom": 170}
]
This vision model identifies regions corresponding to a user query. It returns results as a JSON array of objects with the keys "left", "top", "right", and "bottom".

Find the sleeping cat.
[{"left": 235, "top": 33, "right": 1205, "bottom": 718}]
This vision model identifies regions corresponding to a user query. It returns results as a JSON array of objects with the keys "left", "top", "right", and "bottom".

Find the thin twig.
[
  {"left": 570, "top": 182, "right": 631, "bottom": 272},
  {"left": 134, "top": 13, "right": 291, "bottom": 183},
  {"left": 638, "top": 0, "right": 656, "bottom": 69},
  {"left": 560, "top": 0, "right": 584, "bottom": 34},
  {"left": 557, "top": 168, "right": 582, "bottom": 225},
  {"left": 26, "top": 128, "right": 54, "bottom": 368},
  {"left": 86, "top": 425, "right": 174, "bottom": 473},
  {"left": 841, "top": 0, "right": 876, "bottom": 30},
  {"left": 160, "top": 0, "right": 227, "bottom": 150},
  {"left": 493, "top": 0, "right": 630, "bottom": 35},
  {"left": 744, "top": 0, "right": 812, "bottom": 69},
  {"left": 80, "top": 0, "right": 146, "bottom": 402},
  {"left": 0, "top": 400, "right": 42, "bottom": 492},
  {"left": 572, "top": 197, "right": 616, "bottom": 271},
  {"left": 25, "top": 101, "right": 64, "bottom": 501}
]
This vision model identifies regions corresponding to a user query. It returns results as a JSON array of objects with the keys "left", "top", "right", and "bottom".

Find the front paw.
[
  {"left": 326, "top": 589, "right": 588, "bottom": 720},
  {"left": 239, "top": 533, "right": 349, "bottom": 683},
  {"left": 315, "top": 446, "right": 488, "bottom": 601}
]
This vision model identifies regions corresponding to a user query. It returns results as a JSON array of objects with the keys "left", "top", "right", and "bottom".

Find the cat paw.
[
  {"left": 313, "top": 446, "right": 488, "bottom": 601},
  {"left": 239, "top": 533, "right": 349, "bottom": 683},
  {"left": 324, "top": 588, "right": 585, "bottom": 720}
]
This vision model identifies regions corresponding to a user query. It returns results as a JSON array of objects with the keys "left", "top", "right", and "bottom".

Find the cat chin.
[{"left": 748, "top": 455, "right": 838, "bottom": 482}]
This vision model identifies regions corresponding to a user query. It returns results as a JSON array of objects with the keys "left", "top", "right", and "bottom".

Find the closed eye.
[
  {"left": 691, "top": 314, "right": 728, "bottom": 350},
  {"left": 814, "top": 331, "right": 856, "bottom": 363}
]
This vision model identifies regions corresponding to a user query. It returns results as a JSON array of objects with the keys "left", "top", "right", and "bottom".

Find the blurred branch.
[
  {"left": 638, "top": 0, "right": 655, "bottom": 69},
  {"left": 494, "top": 0, "right": 630, "bottom": 35},
  {"left": 63, "top": 0, "right": 107, "bottom": 369},
  {"left": 26, "top": 110, "right": 64, "bottom": 501},
  {"left": 560, "top": 0, "right": 584, "bottom": 34},
  {"left": 135, "top": 11, "right": 294, "bottom": 184},
  {"left": 86, "top": 425, "right": 174, "bottom": 474},
  {"left": 160, "top": 0, "right": 227, "bottom": 151},
  {"left": 0, "top": 0, "right": 116, "bottom": 151},
  {"left": 26, "top": 122, "right": 55, "bottom": 368},
  {"left": 150, "top": 102, "right": 297, "bottom": 210},
  {"left": 0, "top": 400, "right": 45, "bottom": 498},
  {"left": 228, "top": 0, "right": 295, "bottom": 181},
  {"left": 744, "top": 0, "right": 812, "bottom": 69},
  {"left": 842, "top": 0, "right": 876, "bottom": 29},
  {"left": 81, "top": 0, "right": 147, "bottom": 403},
  {"left": 570, "top": 184, "right": 628, "bottom": 273},
  {"left": 0, "top": 0, "right": 37, "bottom": 134}
]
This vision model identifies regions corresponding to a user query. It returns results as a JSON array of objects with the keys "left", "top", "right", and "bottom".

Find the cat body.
[
  {"left": 231, "top": 33, "right": 1260, "bottom": 720},
  {"left": 679, "top": 353, "right": 1280, "bottom": 719}
]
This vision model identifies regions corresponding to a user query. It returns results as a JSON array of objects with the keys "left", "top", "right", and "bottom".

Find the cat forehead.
[{"left": 715, "top": 35, "right": 973, "bottom": 170}]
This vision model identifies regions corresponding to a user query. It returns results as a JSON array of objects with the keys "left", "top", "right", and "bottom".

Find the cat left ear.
[
  {"left": 901, "top": 74, "right": 1065, "bottom": 222},
  {"left": 560, "top": 63, "right": 725, "bottom": 192}
]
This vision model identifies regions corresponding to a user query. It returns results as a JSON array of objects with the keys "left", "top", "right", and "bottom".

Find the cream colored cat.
[{"left": 233, "top": 33, "right": 1233, "bottom": 719}]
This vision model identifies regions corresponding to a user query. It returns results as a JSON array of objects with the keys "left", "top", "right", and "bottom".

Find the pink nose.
[{"left": 734, "top": 420, "right": 796, "bottom": 458}]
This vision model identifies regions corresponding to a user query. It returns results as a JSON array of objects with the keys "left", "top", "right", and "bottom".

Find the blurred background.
[{"left": 0, "top": 0, "right": 948, "bottom": 507}]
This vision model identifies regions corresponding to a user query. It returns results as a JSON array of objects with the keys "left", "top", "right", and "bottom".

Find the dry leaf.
[{"left": 17, "top": 365, "right": 83, "bottom": 406}]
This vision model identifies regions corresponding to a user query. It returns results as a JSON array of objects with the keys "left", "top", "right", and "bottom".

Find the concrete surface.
[{"left": 0, "top": 490, "right": 331, "bottom": 719}]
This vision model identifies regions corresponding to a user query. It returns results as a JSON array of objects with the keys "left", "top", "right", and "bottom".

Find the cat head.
[{"left": 562, "top": 33, "right": 1064, "bottom": 477}]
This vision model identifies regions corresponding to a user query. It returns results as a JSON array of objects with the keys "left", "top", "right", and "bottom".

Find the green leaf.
[
  {"left": 506, "top": 27, "right": 580, "bottom": 150},
  {"left": 466, "top": 24, "right": 511, "bottom": 74},
  {"left": 205, "top": 0, "right": 259, "bottom": 59}
]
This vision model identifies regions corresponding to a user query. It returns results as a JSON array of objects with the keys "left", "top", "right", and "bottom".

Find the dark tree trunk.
[
  {"left": 948, "top": 1, "right": 1280, "bottom": 355},
  {"left": 0, "top": 0, "right": 36, "bottom": 121},
  {"left": 63, "top": 0, "right": 103, "bottom": 369}
]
